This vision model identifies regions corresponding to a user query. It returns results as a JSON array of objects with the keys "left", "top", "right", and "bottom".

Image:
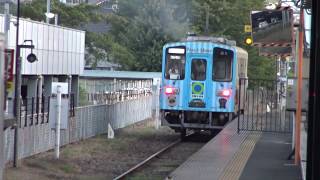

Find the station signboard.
[
  {"left": 251, "top": 8, "right": 293, "bottom": 57},
  {"left": 251, "top": 9, "right": 293, "bottom": 45}
]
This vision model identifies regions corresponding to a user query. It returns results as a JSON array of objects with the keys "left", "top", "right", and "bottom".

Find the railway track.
[{"left": 113, "top": 132, "right": 213, "bottom": 180}]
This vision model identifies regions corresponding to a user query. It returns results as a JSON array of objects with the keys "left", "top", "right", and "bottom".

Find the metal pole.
[
  {"left": 306, "top": 0, "right": 320, "bottom": 179},
  {"left": 4, "top": 0, "right": 10, "bottom": 116},
  {"left": 13, "top": 0, "right": 21, "bottom": 168},
  {"left": 0, "top": 21, "right": 7, "bottom": 180},
  {"left": 54, "top": 14, "right": 58, "bottom": 25},
  {"left": 37, "top": 75, "right": 43, "bottom": 117},
  {"left": 4, "top": 3, "right": 9, "bottom": 48},
  {"left": 294, "top": 8, "right": 304, "bottom": 165},
  {"left": 155, "top": 79, "right": 160, "bottom": 129},
  {"left": 46, "top": 0, "right": 51, "bottom": 23},
  {"left": 55, "top": 85, "right": 61, "bottom": 159}
]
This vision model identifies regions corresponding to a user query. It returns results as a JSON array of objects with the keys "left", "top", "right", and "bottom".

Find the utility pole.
[
  {"left": 0, "top": 35, "right": 5, "bottom": 180},
  {"left": 294, "top": 7, "right": 304, "bottom": 165},
  {"left": 205, "top": 6, "right": 210, "bottom": 35},
  {"left": 13, "top": 0, "right": 21, "bottom": 168},
  {"left": 0, "top": 2, "right": 10, "bottom": 176},
  {"left": 46, "top": 0, "right": 51, "bottom": 23},
  {"left": 4, "top": 2, "right": 10, "bottom": 48}
]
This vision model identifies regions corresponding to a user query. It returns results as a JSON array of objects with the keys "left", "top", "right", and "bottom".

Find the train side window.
[
  {"left": 213, "top": 48, "right": 233, "bottom": 81},
  {"left": 165, "top": 48, "right": 186, "bottom": 80},
  {"left": 191, "top": 59, "right": 206, "bottom": 81}
]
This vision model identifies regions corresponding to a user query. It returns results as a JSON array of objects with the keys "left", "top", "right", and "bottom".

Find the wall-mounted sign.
[{"left": 4, "top": 49, "right": 14, "bottom": 94}]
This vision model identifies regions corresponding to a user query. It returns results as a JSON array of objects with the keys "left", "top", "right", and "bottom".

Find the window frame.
[
  {"left": 212, "top": 47, "right": 234, "bottom": 82},
  {"left": 164, "top": 46, "right": 186, "bottom": 80},
  {"left": 191, "top": 58, "right": 207, "bottom": 81}
]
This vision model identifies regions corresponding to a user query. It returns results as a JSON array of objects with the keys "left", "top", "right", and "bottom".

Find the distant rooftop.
[
  {"left": 85, "top": 60, "right": 121, "bottom": 70},
  {"left": 81, "top": 70, "right": 162, "bottom": 79}
]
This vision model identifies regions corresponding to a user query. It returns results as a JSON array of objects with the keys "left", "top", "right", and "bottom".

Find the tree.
[
  {"left": 191, "top": 0, "right": 277, "bottom": 79},
  {"left": 19, "top": 0, "right": 107, "bottom": 67},
  {"left": 17, "top": 0, "right": 277, "bottom": 77},
  {"left": 20, "top": 0, "right": 102, "bottom": 28},
  {"left": 104, "top": 0, "right": 189, "bottom": 71}
]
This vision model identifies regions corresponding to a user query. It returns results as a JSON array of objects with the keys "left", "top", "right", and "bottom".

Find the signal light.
[{"left": 244, "top": 36, "right": 253, "bottom": 45}]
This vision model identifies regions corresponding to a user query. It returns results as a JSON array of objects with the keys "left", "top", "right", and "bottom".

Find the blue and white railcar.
[{"left": 160, "top": 36, "right": 248, "bottom": 137}]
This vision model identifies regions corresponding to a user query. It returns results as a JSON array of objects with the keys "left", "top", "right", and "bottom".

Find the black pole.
[
  {"left": 13, "top": 0, "right": 20, "bottom": 168},
  {"left": 306, "top": 1, "right": 320, "bottom": 180}
]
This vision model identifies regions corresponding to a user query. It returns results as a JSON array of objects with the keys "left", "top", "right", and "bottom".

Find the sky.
[{"left": 304, "top": 10, "right": 311, "bottom": 49}]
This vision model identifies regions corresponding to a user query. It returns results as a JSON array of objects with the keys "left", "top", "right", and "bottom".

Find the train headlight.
[
  {"left": 218, "top": 89, "right": 232, "bottom": 98},
  {"left": 165, "top": 86, "right": 179, "bottom": 95},
  {"left": 222, "top": 89, "right": 231, "bottom": 97},
  {"left": 165, "top": 87, "right": 174, "bottom": 95}
]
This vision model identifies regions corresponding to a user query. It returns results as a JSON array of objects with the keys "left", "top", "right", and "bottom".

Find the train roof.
[
  {"left": 181, "top": 36, "right": 237, "bottom": 46},
  {"left": 164, "top": 41, "right": 248, "bottom": 55},
  {"left": 235, "top": 46, "right": 249, "bottom": 57}
]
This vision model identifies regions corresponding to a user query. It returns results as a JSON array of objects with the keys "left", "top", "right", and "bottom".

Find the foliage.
[
  {"left": 102, "top": 0, "right": 189, "bottom": 71},
  {"left": 246, "top": 47, "right": 276, "bottom": 80},
  {"left": 19, "top": 0, "right": 106, "bottom": 67},
  {"left": 17, "top": 0, "right": 277, "bottom": 79},
  {"left": 190, "top": 0, "right": 276, "bottom": 79},
  {"left": 20, "top": 0, "right": 102, "bottom": 28},
  {"left": 79, "top": 84, "right": 89, "bottom": 106}
]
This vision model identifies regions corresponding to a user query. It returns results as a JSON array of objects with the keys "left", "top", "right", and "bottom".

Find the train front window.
[
  {"left": 213, "top": 48, "right": 233, "bottom": 81},
  {"left": 165, "top": 47, "right": 185, "bottom": 80},
  {"left": 191, "top": 59, "right": 207, "bottom": 81}
]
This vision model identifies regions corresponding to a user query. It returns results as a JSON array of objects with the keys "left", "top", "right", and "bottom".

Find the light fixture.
[
  {"left": 27, "top": 53, "right": 37, "bottom": 63},
  {"left": 45, "top": 12, "right": 55, "bottom": 19}
]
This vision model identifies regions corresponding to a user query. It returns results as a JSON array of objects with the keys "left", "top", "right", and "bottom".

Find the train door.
[{"left": 186, "top": 56, "right": 210, "bottom": 109}]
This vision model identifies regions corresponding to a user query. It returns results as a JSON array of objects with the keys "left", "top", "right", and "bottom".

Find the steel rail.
[{"left": 113, "top": 133, "right": 193, "bottom": 180}]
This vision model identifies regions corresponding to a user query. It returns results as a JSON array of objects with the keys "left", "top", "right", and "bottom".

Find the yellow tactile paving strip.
[{"left": 218, "top": 133, "right": 262, "bottom": 180}]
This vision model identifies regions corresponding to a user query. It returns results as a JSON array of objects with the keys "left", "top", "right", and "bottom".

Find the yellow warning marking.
[{"left": 219, "top": 133, "right": 261, "bottom": 180}]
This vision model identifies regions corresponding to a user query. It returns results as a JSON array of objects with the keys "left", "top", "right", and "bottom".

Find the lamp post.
[
  {"left": 13, "top": 42, "right": 36, "bottom": 168},
  {"left": 45, "top": 0, "right": 56, "bottom": 24},
  {"left": 13, "top": 0, "right": 37, "bottom": 167},
  {"left": 13, "top": 0, "right": 20, "bottom": 168}
]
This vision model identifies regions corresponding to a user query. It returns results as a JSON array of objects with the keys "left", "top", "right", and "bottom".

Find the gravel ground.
[{"left": 4, "top": 119, "right": 180, "bottom": 180}]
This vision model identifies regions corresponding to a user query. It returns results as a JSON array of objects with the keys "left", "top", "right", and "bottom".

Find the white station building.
[{"left": 0, "top": 14, "right": 85, "bottom": 109}]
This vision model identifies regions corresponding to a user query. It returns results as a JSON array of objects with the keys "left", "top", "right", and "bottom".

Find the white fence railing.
[{"left": 4, "top": 96, "right": 153, "bottom": 163}]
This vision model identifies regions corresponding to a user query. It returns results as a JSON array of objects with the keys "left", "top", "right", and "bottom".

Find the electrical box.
[
  {"left": 286, "top": 78, "right": 309, "bottom": 111},
  {"left": 49, "top": 98, "right": 69, "bottom": 130},
  {"left": 49, "top": 82, "right": 69, "bottom": 130},
  {"left": 51, "top": 82, "right": 69, "bottom": 94}
]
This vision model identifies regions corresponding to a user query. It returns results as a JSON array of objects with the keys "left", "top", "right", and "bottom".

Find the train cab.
[{"left": 160, "top": 36, "right": 248, "bottom": 136}]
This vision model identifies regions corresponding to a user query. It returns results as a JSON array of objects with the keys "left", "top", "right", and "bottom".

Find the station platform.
[{"left": 169, "top": 120, "right": 302, "bottom": 180}]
